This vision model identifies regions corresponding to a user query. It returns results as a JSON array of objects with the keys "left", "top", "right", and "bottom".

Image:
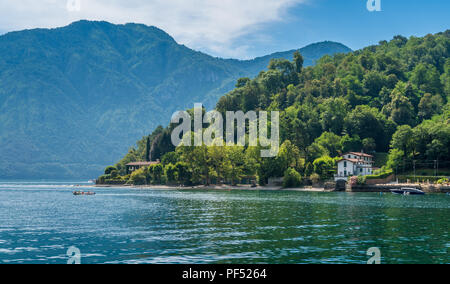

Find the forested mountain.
[
  {"left": 109, "top": 31, "right": 450, "bottom": 186},
  {"left": 0, "top": 20, "right": 351, "bottom": 179}
]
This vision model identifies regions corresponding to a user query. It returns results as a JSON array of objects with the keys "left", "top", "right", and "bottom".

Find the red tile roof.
[
  {"left": 338, "top": 158, "right": 374, "bottom": 164},
  {"left": 343, "top": 152, "right": 374, "bottom": 158}
]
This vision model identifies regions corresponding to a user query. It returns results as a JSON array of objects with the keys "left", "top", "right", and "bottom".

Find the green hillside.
[
  {"left": 0, "top": 20, "right": 351, "bottom": 179},
  {"left": 108, "top": 31, "right": 450, "bottom": 186}
]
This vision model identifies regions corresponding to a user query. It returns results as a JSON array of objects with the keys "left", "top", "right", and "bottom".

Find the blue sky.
[
  {"left": 249, "top": 0, "right": 450, "bottom": 57},
  {"left": 0, "top": 0, "right": 448, "bottom": 59}
]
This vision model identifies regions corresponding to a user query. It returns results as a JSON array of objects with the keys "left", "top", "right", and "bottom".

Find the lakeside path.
[{"left": 94, "top": 184, "right": 328, "bottom": 192}]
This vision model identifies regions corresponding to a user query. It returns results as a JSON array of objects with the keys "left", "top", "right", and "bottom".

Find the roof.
[
  {"left": 337, "top": 158, "right": 374, "bottom": 164},
  {"left": 342, "top": 152, "right": 374, "bottom": 158},
  {"left": 338, "top": 158, "right": 360, "bottom": 163},
  {"left": 126, "top": 161, "right": 159, "bottom": 166}
]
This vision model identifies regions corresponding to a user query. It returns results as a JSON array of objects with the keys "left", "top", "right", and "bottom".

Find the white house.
[{"left": 335, "top": 152, "right": 375, "bottom": 181}]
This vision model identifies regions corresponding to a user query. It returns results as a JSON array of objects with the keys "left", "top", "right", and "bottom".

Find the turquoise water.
[{"left": 0, "top": 181, "right": 448, "bottom": 264}]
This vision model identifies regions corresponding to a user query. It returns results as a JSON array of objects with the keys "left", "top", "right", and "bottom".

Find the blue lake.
[{"left": 0, "top": 181, "right": 448, "bottom": 264}]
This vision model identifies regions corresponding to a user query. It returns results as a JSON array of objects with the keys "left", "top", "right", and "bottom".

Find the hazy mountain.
[{"left": 0, "top": 20, "right": 351, "bottom": 179}]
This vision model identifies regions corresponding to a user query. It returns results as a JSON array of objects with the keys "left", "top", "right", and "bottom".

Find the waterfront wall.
[
  {"left": 365, "top": 175, "right": 394, "bottom": 185},
  {"left": 348, "top": 184, "right": 450, "bottom": 193}
]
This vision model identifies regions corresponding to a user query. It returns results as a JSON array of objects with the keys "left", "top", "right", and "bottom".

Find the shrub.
[
  {"left": 349, "top": 176, "right": 358, "bottom": 187},
  {"left": 104, "top": 166, "right": 117, "bottom": 175},
  {"left": 283, "top": 168, "right": 303, "bottom": 188},
  {"left": 437, "top": 178, "right": 449, "bottom": 184},
  {"left": 110, "top": 170, "right": 119, "bottom": 179},
  {"left": 129, "top": 168, "right": 147, "bottom": 185},
  {"left": 357, "top": 176, "right": 367, "bottom": 185},
  {"left": 310, "top": 173, "right": 320, "bottom": 185},
  {"left": 97, "top": 174, "right": 111, "bottom": 184}
]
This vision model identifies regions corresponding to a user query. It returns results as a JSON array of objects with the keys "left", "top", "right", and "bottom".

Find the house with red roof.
[{"left": 335, "top": 152, "right": 375, "bottom": 181}]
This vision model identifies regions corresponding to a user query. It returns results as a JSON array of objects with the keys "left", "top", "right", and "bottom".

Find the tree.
[
  {"left": 227, "top": 146, "right": 246, "bottom": 185},
  {"left": 442, "top": 58, "right": 450, "bottom": 98},
  {"left": 310, "top": 132, "right": 342, "bottom": 158},
  {"left": 344, "top": 105, "right": 394, "bottom": 151},
  {"left": 175, "top": 162, "right": 191, "bottom": 186},
  {"left": 164, "top": 164, "right": 177, "bottom": 184},
  {"left": 390, "top": 125, "right": 414, "bottom": 158},
  {"left": 418, "top": 93, "right": 444, "bottom": 120},
  {"left": 268, "top": 58, "right": 299, "bottom": 86},
  {"left": 313, "top": 156, "right": 337, "bottom": 180},
  {"left": 145, "top": 136, "right": 151, "bottom": 162},
  {"left": 277, "top": 140, "right": 304, "bottom": 172},
  {"left": 362, "top": 138, "right": 376, "bottom": 153},
  {"left": 236, "top": 77, "right": 251, "bottom": 88},
  {"left": 208, "top": 142, "right": 229, "bottom": 184},
  {"left": 161, "top": 152, "right": 179, "bottom": 165},
  {"left": 283, "top": 168, "right": 302, "bottom": 188},
  {"left": 319, "top": 97, "right": 349, "bottom": 134},
  {"left": 411, "top": 63, "right": 443, "bottom": 95},
  {"left": 386, "top": 149, "right": 404, "bottom": 172},
  {"left": 149, "top": 164, "right": 164, "bottom": 184},
  {"left": 177, "top": 142, "right": 212, "bottom": 185},
  {"left": 304, "top": 163, "right": 313, "bottom": 177},
  {"left": 383, "top": 82, "right": 416, "bottom": 126},
  {"left": 293, "top": 51, "right": 304, "bottom": 73},
  {"left": 363, "top": 71, "right": 387, "bottom": 98},
  {"left": 340, "top": 135, "right": 362, "bottom": 153}
]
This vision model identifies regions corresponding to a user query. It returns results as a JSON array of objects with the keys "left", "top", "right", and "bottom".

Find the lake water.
[{"left": 0, "top": 181, "right": 448, "bottom": 264}]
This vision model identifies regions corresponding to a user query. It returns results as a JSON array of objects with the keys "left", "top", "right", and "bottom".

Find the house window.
[
  {"left": 344, "top": 161, "right": 347, "bottom": 168},
  {"left": 360, "top": 168, "right": 363, "bottom": 173}
]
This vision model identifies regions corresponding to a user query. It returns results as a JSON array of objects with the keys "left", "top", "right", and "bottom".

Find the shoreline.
[
  {"left": 93, "top": 183, "right": 450, "bottom": 193},
  {"left": 94, "top": 184, "right": 329, "bottom": 192}
]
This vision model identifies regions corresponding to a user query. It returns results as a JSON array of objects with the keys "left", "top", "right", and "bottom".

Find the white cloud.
[{"left": 0, "top": 0, "right": 306, "bottom": 58}]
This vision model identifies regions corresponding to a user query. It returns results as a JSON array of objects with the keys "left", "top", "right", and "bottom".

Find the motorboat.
[{"left": 391, "top": 188, "right": 425, "bottom": 195}]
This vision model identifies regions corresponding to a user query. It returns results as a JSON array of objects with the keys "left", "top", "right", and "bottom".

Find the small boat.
[
  {"left": 391, "top": 188, "right": 425, "bottom": 196},
  {"left": 73, "top": 191, "right": 96, "bottom": 196}
]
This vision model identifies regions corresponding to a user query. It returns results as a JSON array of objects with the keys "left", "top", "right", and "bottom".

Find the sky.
[{"left": 0, "top": 0, "right": 448, "bottom": 59}]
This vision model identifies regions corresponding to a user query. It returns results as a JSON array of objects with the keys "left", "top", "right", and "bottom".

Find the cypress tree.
[{"left": 145, "top": 136, "right": 151, "bottom": 162}]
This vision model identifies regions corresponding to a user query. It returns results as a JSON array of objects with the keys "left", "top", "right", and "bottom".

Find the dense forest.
[{"left": 100, "top": 31, "right": 450, "bottom": 186}]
